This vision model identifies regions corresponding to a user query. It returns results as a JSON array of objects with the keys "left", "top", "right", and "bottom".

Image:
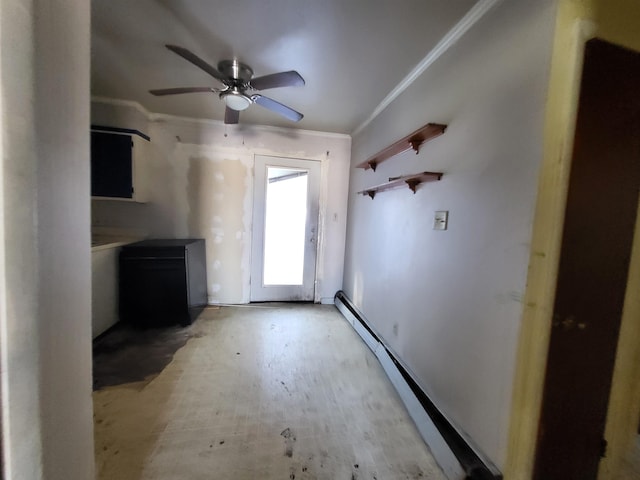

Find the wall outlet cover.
[{"left": 434, "top": 211, "right": 448, "bottom": 230}]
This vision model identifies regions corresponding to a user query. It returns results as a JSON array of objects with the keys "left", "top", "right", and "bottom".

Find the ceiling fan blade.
[
  {"left": 253, "top": 95, "right": 303, "bottom": 122},
  {"left": 149, "top": 87, "right": 217, "bottom": 96},
  {"left": 250, "top": 71, "right": 305, "bottom": 90},
  {"left": 165, "top": 44, "right": 228, "bottom": 84},
  {"left": 224, "top": 107, "right": 240, "bottom": 124}
]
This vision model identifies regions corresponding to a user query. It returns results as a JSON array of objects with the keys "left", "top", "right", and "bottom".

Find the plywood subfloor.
[{"left": 93, "top": 304, "right": 447, "bottom": 479}]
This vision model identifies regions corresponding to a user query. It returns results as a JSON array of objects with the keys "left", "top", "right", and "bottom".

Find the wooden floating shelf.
[
  {"left": 356, "top": 123, "right": 447, "bottom": 171},
  {"left": 358, "top": 171, "right": 443, "bottom": 199}
]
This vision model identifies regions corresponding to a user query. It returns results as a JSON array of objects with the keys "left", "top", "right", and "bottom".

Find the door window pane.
[{"left": 263, "top": 167, "right": 308, "bottom": 285}]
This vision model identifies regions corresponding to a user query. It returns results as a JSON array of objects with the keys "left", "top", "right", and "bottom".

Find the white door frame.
[{"left": 250, "top": 155, "right": 320, "bottom": 302}]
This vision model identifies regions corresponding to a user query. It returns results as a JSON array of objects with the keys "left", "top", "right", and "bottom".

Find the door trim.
[
  {"left": 250, "top": 155, "right": 320, "bottom": 302},
  {"left": 505, "top": 21, "right": 589, "bottom": 479},
  {"left": 505, "top": 31, "right": 640, "bottom": 480},
  {"left": 531, "top": 38, "right": 640, "bottom": 479}
]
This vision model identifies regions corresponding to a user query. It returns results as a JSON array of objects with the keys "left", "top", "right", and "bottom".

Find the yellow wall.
[
  {"left": 590, "top": 3, "right": 640, "bottom": 479},
  {"left": 506, "top": 1, "right": 640, "bottom": 478},
  {"left": 592, "top": 0, "right": 640, "bottom": 50}
]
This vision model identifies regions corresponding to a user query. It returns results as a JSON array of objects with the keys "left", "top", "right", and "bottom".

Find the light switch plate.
[{"left": 434, "top": 211, "right": 448, "bottom": 230}]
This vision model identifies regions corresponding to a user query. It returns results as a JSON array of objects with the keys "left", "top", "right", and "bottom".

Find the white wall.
[
  {"left": 342, "top": 0, "right": 557, "bottom": 469},
  {"left": 91, "top": 103, "right": 351, "bottom": 304},
  {"left": 1, "top": 1, "right": 42, "bottom": 476},
  {"left": 1, "top": 0, "right": 94, "bottom": 479}
]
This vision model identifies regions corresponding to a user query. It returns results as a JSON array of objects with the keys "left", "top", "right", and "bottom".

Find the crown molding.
[
  {"left": 91, "top": 96, "right": 152, "bottom": 118},
  {"left": 351, "top": 0, "right": 504, "bottom": 137},
  {"left": 91, "top": 97, "right": 351, "bottom": 140}
]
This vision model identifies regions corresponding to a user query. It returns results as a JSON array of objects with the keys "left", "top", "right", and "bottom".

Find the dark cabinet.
[
  {"left": 90, "top": 127, "right": 150, "bottom": 202},
  {"left": 91, "top": 131, "right": 133, "bottom": 198},
  {"left": 119, "top": 239, "right": 208, "bottom": 327}
]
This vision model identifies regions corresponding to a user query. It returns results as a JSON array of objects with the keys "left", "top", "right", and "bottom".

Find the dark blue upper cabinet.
[
  {"left": 90, "top": 127, "right": 150, "bottom": 202},
  {"left": 91, "top": 131, "right": 134, "bottom": 198}
]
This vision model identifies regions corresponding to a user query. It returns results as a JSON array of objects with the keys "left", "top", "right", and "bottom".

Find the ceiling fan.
[{"left": 149, "top": 45, "right": 305, "bottom": 125}]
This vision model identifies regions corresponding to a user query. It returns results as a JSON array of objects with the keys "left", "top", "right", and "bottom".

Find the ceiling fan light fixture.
[
  {"left": 154, "top": 46, "right": 304, "bottom": 123},
  {"left": 223, "top": 91, "right": 252, "bottom": 111}
]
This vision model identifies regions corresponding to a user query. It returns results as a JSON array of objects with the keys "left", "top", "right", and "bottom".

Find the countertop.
[
  {"left": 91, "top": 227, "right": 147, "bottom": 253},
  {"left": 91, "top": 235, "right": 142, "bottom": 253}
]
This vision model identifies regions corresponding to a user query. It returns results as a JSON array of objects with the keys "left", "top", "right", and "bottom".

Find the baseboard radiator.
[{"left": 334, "top": 291, "right": 502, "bottom": 480}]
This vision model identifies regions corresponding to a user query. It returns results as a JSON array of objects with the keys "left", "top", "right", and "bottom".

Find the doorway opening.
[{"left": 532, "top": 38, "right": 640, "bottom": 480}]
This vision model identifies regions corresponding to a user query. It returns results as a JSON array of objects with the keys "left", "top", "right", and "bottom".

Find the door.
[
  {"left": 533, "top": 39, "right": 640, "bottom": 479},
  {"left": 250, "top": 155, "right": 320, "bottom": 302}
]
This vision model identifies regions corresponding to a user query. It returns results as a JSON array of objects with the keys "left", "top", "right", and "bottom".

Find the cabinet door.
[
  {"left": 130, "top": 135, "right": 149, "bottom": 202},
  {"left": 119, "top": 257, "right": 189, "bottom": 327},
  {"left": 91, "top": 131, "right": 133, "bottom": 198}
]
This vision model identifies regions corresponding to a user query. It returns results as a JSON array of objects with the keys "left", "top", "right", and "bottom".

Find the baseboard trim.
[{"left": 334, "top": 291, "right": 502, "bottom": 480}]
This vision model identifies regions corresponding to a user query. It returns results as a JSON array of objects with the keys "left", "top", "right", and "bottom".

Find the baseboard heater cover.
[{"left": 334, "top": 291, "right": 502, "bottom": 480}]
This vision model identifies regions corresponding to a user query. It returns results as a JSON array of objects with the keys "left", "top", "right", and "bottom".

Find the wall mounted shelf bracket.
[
  {"left": 358, "top": 171, "right": 443, "bottom": 199},
  {"left": 356, "top": 123, "right": 447, "bottom": 171}
]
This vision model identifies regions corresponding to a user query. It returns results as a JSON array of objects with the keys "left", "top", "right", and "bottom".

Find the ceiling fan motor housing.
[
  {"left": 217, "top": 60, "right": 254, "bottom": 111},
  {"left": 218, "top": 59, "right": 253, "bottom": 85}
]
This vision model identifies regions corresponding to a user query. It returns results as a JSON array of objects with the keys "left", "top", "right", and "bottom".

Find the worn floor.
[
  {"left": 617, "top": 434, "right": 640, "bottom": 480},
  {"left": 93, "top": 321, "right": 199, "bottom": 390},
  {"left": 93, "top": 304, "right": 447, "bottom": 480}
]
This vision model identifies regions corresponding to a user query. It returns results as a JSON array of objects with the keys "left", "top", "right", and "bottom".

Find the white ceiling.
[{"left": 91, "top": 0, "right": 477, "bottom": 134}]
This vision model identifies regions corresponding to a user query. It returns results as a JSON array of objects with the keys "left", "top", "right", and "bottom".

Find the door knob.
[{"left": 552, "top": 314, "right": 587, "bottom": 331}]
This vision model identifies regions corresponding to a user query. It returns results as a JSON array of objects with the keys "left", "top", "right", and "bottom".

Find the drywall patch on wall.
[
  {"left": 161, "top": 119, "right": 350, "bottom": 304},
  {"left": 179, "top": 143, "right": 253, "bottom": 304}
]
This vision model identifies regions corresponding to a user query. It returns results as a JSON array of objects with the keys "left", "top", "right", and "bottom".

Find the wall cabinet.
[{"left": 91, "top": 127, "right": 150, "bottom": 202}]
